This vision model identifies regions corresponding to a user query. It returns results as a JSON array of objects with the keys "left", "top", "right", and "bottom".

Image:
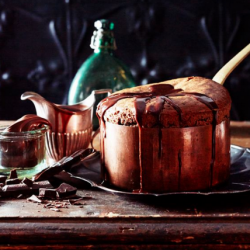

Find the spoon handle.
[{"left": 213, "top": 43, "right": 250, "bottom": 85}]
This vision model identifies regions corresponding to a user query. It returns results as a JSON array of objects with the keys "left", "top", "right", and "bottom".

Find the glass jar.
[{"left": 0, "top": 125, "right": 49, "bottom": 178}]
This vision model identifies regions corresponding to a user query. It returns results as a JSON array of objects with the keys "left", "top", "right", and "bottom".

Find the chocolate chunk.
[
  {"left": 0, "top": 175, "right": 7, "bottom": 184},
  {"left": 9, "top": 169, "right": 18, "bottom": 179},
  {"left": 21, "top": 177, "right": 33, "bottom": 187},
  {"left": 39, "top": 188, "right": 57, "bottom": 199},
  {"left": 2, "top": 183, "right": 30, "bottom": 192},
  {"left": 56, "top": 183, "right": 77, "bottom": 198},
  {"left": 1, "top": 180, "right": 53, "bottom": 197},
  {"left": 32, "top": 181, "right": 53, "bottom": 190},
  {"left": 6, "top": 178, "right": 20, "bottom": 185}
]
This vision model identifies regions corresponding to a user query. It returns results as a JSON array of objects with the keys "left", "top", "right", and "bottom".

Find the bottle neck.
[{"left": 94, "top": 47, "right": 114, "bottom": 54}]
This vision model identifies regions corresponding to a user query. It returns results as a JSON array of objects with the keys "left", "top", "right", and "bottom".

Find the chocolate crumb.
[
  {"left": 44, "top": 204, "right": 53, "bottom": 208},
  {"left": 68, "top": 197, "right": 84, "bottom": 205},
  {"left": 50, "top": 207, "right": 61, "bottom": 212},
  {"left": 73, "top": 202, "right": 83, "bottom": 206}
]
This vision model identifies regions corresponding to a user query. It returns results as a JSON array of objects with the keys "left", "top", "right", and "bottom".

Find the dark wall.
[{"left": 0, "top": 0, "right": 249, "bottom": 121}]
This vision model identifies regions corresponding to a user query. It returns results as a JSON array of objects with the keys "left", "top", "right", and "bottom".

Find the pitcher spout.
[
  {"left": 21, "top": 91, "right": 94, "bottom": 133},
  {"left": 21, "top": 92, "right": 55, "bottom": 121}
]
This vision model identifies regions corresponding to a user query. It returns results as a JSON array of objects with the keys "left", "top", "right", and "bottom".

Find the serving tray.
[{"left": 54, "top": 145, "right": 250, "bottom": 196}]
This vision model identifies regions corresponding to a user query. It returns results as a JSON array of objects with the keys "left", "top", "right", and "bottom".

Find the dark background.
[{"left": 0, "top": 0, "right": 249, "bottom": 121}]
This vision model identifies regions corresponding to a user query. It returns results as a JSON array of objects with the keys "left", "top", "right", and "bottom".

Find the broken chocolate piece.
[
  {"left": 0, "top": 175, "right": 7, "bottom": 184},
  {"left": 2, "top": 183, "right": 30, "bottom": 192},
  {"left": 1, "top": 180, "right": 53, "bottom": 197},
  {"left": 61, "top": 148, "right": 96, "bottom": 171},
  {"left": 6, "top": 178, "right": 20, "bottom": 185},
  {"left": 33, "top": 163, "right": 63, "bottom": 182},
  {"left": 32, "top": 181, "right": 53, "bottom": 190},
  {"left": 21, "top": 177, "right": 33, "bottom": 187},
  {"left": 9, "top": 169, "right": 18, "bottom": 179},
  {"left": 53, "top": 170, "right": 91, "bottom": 188},
  {"left": 56, "top": 183, "right": 77, "bottom": 198},
  {"left": 39, "top": 188, "right": 57, "bottom": 199}
]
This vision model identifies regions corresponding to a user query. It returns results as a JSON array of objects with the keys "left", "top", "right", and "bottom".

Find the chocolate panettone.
[{"left": 97, "top": 76, "right": 231, "bottom": 193}]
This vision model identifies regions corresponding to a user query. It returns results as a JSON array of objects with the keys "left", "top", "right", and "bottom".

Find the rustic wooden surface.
[{"left": 0, "top": 120, "right": 250, "bottom": 249}]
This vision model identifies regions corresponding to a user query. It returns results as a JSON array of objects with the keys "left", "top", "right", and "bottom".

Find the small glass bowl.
[{"left": 0, "top": 125, "right": 49, "bottom": 178}]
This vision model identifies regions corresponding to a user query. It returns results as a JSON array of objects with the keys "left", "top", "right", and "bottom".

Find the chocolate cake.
[{"left": 97, "top": 76, "right": 231, "bottom": 193}]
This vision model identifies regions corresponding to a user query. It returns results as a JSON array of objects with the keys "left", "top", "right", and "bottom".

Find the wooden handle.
[{"left": 213, "top": 43, "right": 250, "bottom": 85}]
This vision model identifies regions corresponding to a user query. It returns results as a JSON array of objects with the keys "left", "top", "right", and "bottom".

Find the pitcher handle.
[
  {"left": 90, "top": 89, "right": 112, "bottom": 149},
  {"left": 91, "top": 127, "right": 100, "bottom": 149}
]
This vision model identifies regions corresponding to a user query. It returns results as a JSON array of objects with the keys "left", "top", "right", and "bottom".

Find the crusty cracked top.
[{"left": 97, "top": 77, "right": 231, "bottom": 128}]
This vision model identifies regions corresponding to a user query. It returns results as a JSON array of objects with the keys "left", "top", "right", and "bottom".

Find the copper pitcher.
[{"left": 21, "top": 90, "right": 111, "bottom": 162}]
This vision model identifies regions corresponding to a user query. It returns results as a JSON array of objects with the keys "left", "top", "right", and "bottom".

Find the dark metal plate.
[{"left": 59, "top": 145, "right": 250, "bottom": 196}]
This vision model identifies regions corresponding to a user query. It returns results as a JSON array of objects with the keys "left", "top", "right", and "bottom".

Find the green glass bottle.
[{"left": 68, "top": 19, "right": 136, "bottom": 129}]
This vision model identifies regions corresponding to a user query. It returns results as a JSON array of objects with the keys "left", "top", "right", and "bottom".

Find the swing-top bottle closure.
[{"left": 90, "top": 19, "right": 117, "bottom": 51}]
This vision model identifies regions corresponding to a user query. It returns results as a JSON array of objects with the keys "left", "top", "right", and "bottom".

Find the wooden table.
[{"left": 1, "top": 121, "right": 250, "bottom": 249}]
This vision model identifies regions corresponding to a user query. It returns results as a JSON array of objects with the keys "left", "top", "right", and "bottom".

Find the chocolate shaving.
[
  {"left": 68, "top": 197, "right": 83, "bottom": 205},
  {"left": 27, "top": 195, "right": 42, "bottom": 203},
  {"left": 9, "top": 169, "right": 18, "bottom": 179}
]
